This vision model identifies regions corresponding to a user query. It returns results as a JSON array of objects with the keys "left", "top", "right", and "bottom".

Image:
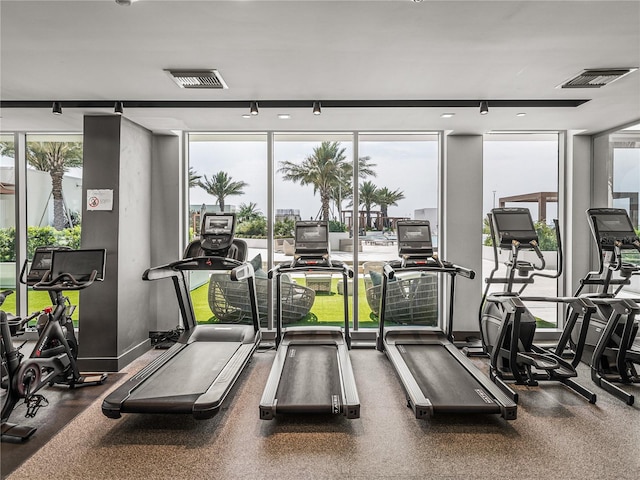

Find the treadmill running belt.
[
  {"left": 275, "top": 345, "right": 343, "bottom": 414},
  {"left": 127, "top": 342, "right": 241, "bottom": 402},
  {"left": 398, "top": 344, "right": 501, "bottom": 414}
]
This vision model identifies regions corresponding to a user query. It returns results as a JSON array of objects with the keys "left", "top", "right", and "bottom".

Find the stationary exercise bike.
[
  {"left": 1, "top": 247, "right": 108, "bottom": 442},
  {"left": 478, "top": 208, "right": 597, "bottom": 403}
]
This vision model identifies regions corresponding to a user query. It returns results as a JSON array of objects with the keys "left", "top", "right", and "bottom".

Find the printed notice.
[{"left": 87, "top": 189, "right": 114, "bottom": 211}]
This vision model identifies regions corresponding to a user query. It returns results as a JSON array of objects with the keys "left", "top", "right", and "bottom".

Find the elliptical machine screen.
[
  {"left": 589, "top": 209, "right": 639, "bottom": 249},
  {"left": 397, "top": 220, "right": 433, "bottom": 257},
  {"left": 492, "top": 208, "right": 538, "bottom": 247}
]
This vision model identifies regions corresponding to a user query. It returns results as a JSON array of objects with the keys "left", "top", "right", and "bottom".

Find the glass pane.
[
  {"left": 274, "top": 134, "right": 354, "bottom": 327},
  {"left": 0, "top": 135, "right": 17, "bottom": 315},
  {"left": 357, "top": 134, "right": 439, "bottom": 329},
  {"left": 25, "top": 134, "right": 83, "bottom": 322},
  {"left": 483, "top": 134, "right": 559, "bottom": 328},
  {"left": 612, "top": 140, "right": 640, "bottom": 294},
  {"left": 188, "top": 133, "right": 268, "bottom": 325}
]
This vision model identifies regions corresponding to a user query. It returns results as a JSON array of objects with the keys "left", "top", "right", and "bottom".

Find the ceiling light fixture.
[
  {"left": 479, "top": 101, "right": 489, "bottom": 115},
  {"left": 278, "top": 114, "right": 291, "bottom": 120},
  {"left": 52, "top": 101, "right": 62, "bottom": 115},
  {"left": 115, "top": 0, "right": 138, "bottom": 6},
  {"left": 516, "top": 112, "right": 527, "bottom": 117},
  {"left": 241, "top": 114, "right": 251, "bottom": 119},
  {"left": 114, "top": 101, "right": 124, "bottom": 115},
  {"left": 313, "top": 101, "right": 322, "bottom": 116},
  {"left": 440, "top": 113, "right": 455, "bottom": 118},
  {"left": 250, "top": 101, "right": 259, "bottom": 116}
]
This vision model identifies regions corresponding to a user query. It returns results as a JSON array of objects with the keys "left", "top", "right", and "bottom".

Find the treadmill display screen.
[
  {"left": 295, "top": 222, "right": 329, "bottom": 254},
  {"left": 202, "top": 214, "right": 234, "bottom": 235},
  {"left": 50, "top": 249, "right": 106, "bottom": 282},
  {"left": 397, "top": 221, "right": 433, "bottom": 257},
  {"left": 492, "top": 208, "right": 538, "bottom": 247}
]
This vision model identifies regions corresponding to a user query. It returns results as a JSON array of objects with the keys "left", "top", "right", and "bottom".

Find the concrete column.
[
  {"left": 78, "top": 115, "right": 152, "bottom": 372},
  {"left": 442, "top": 134, "right": 483, "bottom": 337}
]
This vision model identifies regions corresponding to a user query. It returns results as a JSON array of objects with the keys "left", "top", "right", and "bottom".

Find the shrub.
[
  {"left": 0, "top": 226, "right": 84, "bottom": 262},
  {"left": 236, "top": 216, "right": 267, "bottom": 237},
  {"left": 274, "top": 218, "right": 295, "bottom": 238},
  {"left": 329, "top": 220, "right": 347, "bottom": 232}
]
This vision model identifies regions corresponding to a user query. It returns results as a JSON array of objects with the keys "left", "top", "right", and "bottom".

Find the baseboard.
[{"left": 77, "top": 337, "right": 151, "bottom": 373}]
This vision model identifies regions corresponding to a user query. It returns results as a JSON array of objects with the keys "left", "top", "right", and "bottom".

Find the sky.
[{"left": 188, "top": 137, "right": 439, "bottom": 222}]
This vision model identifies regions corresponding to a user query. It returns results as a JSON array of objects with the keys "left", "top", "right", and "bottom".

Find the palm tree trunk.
[
  {"left": 50, "top": 170, "right": 66, "bottom": 230},
  {"left": 321, "top": 190, "right": 330, "bottom": 222}
]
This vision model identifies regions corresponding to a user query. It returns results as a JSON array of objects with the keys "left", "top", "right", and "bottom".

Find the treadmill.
[
  {"left": 376, "top": 220, "right": 517, "bottom": 420},
  {"left": 102, "top": 213, "right": 261, "bottom": 419},
  {"left": 259, "top": 220, "right": 360, "bottom": 419}
]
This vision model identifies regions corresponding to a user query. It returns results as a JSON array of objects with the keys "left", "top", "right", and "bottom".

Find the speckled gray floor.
[{"left": 4, "top": 345, "right": 640, "bottom": 480}]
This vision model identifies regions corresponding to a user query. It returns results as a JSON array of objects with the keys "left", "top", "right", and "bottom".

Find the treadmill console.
[
  {"left": 397, "top": 220, "right": 434, "bottom": 259},
  {"left": 293, "top": 220, "right": 330, "bottom": 266},
  {"left": 587, "top": 208, "right": 640, "bottom": 250},
  {"left": 200, "top": 213, "right": 236, "bottom": 256},
  {"left": 491, "top": 208, "right": 538, "bottom": 248}
]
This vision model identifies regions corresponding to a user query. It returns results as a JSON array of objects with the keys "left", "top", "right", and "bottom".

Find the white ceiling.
[{"left": 1, "top": 0, "right": 639, "bottom": 135}]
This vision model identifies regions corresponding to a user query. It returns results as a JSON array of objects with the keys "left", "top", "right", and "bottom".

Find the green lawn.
[
  {"left": 1, "top": 290, "right": 80, "bottom": 320},
  {"left": 190, "top": 277, "right": 378, "bottom": 328}
]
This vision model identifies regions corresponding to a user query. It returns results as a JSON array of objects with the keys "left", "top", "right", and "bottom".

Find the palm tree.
[
  {"left": 375, "top": 187, "right": 405, "bottom": 230},
  {"left": 0, "top": 141, "right": 83, "bottom": 230},
  {"left": 237, "top": 202, "right": 262, "bottom": 223},
  {"left": 359, "top": 181, "right": 379, "bottom": 230},
  {"left": 198, "top": 171, "right": 248, "bottom": 213},
  {"left": 188, "top": 166, "right": 202, "bottom": 188},
  {"left": 279, "top": 141, "right": 377, "bottom": 223},
  {"left": 279, "top": 141, "right": 348, "bottom": 222}
]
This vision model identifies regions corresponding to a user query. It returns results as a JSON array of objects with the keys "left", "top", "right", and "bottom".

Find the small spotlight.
[
  {"left": 250, "top": 101, "right": 259, "bottom": 116},
  {"left": 114, "top": 101, "right": 124, "bottom": 115},
  {"left": 278, "top": 113, "right": 291, "bottom": 120},
  {"left": 52, "top": 101, "right": 62, "bottom": 115},
  {"left": 115, "top": 0, "right": 138, "bottom": 5},
  {"left": 479, "top": 101, "right": 489, "bottom": 115},
  {"left": 242, "top": 114, "right": 251, "bottom": 119},
  {"left": 313, "top": 101, "right": 322, "bottom": 116},
  {"left": 440, "top": 113, "right": 455, "bottom": 118},
  {"left": 516, "top": 112, "right": 527, "bottom": 117}
]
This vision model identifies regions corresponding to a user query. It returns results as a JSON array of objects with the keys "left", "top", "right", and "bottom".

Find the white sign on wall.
[{"left": 87, "top": 189, "right": 114, "bottom": 211}]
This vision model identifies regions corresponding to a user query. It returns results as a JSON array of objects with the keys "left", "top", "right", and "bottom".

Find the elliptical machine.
[
  {"left": 479, "top": 208, "right": 597, "bottom": 403},
  {"left": 1, "top": 247, "right": 108, "bottom": 441},
  {"left": 559, "top": 208, "right": 640, "bottom": 404}
]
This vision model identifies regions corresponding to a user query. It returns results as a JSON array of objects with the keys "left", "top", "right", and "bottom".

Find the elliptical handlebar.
[{"left": 0, "top": 289, "right": 13, "bottom": 307}]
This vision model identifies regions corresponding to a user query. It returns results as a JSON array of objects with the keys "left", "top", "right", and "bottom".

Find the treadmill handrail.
[{"left": 143, "top": 256, "right": 244, "bottom": 281}]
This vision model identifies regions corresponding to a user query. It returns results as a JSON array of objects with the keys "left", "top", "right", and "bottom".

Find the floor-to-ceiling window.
[
  {"left": 24, "top": 134, "right": 84, "bottom": 321},
  {"left": 611, "top": 128, "right": 640, "bottom": 296},
  {"left": 0, "top": 135, "right": 17, "bottom": 314},
  {"left": 188, "top": 133, "right": 268, "bottom": 325},
  {"left": 357, "top": 133, "right": 439, "bottom": 329},
  {"left": 483, "top": 133, "right": 560, "bottom": 328},
  {"left": 273, "top": 134, "right": 355, "bottom": 327},
  {"left": 186, "top": 131, "right": 441, "bottom": 331}
]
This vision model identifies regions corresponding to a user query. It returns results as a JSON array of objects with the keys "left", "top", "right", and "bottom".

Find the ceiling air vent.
[
  {"left": 558, "top": 68, "right": 637, "bottom": 88},
  {"left": 165, "top": 69, "right": 228, "bottom": 89}
]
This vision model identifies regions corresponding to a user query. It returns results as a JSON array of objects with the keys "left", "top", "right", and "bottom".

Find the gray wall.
[
  {"left": 443, "top": 134, "right": 483, "bottom": 336},
  {"left": 78, "top": 115, "right": 152, "bottom": 371},
  {"left": 149, "top": 134, "right": 183, "bottom": 331}
]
